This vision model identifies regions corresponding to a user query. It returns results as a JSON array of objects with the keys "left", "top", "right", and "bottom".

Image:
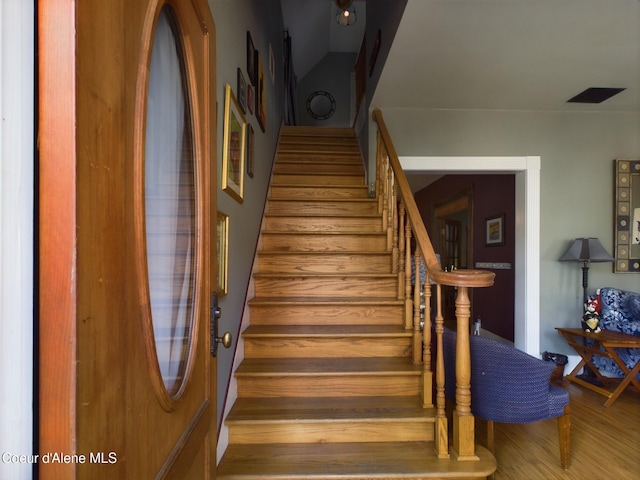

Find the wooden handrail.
[
  {"left": 372, "top": 109, "right": 494, "bottom": 289},
  {"left": 372, "top": 108, "right": 495, "bottom": 461}
]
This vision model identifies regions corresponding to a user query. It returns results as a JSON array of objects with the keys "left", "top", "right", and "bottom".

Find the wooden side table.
[{"left": 556, "top": 327, "right": 640, "bottom": 407}]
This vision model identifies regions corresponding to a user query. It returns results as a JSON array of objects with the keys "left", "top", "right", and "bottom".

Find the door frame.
[
  {"left": 400, "top": 155, "right": 541, "bottom": 355},
  {"left": 0, "top": 1, "right": 35, "bottom": 479}
]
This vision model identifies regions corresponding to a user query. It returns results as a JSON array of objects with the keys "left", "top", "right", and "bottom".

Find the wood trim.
[
  {"left": 156, "top": 401, "right": 211, "bottom": 479},
  {"left": 37, "top": 0, "right": 78, "bottom": 477}
]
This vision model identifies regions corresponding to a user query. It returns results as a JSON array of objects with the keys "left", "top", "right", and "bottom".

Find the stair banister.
[{"left": 372, "top": 109, "right": 495, "bottom": 460}]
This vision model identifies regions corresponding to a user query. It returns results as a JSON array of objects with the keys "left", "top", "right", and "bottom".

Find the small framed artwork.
[
  {"left": 221, "top": 83, "right": 246, "bottom": 203},
  {"left": 256, "top": 53, "right": 267, "bottom": 132},
  {"left": 485, "top": 214, "right": 505, "bottom": 246},
  {"left": 246, "top": 31, "right": 256, "bottom": 85},
  {"left": 369, "top": 29, "right": 381, "bottom": 76},
  {"left": 246, "top": 124, "right": 255, "bottom": 178},
  {"left": 216, "top": 211, "right": 229, "bottom": 296},
  {"left": 268, "top": 43, "right": 275, "bottom": 83},
  {"left": 237, "top": 68, "right": 247, "bottom": 113},
  {"left": 247, "top": 84, "right": 254, "bottom": 115}
]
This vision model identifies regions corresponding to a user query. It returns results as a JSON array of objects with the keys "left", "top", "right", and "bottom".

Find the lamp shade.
[
  {"left": 336, "top": 5, "right": 357, "bottom": 26},
  {"left": 559, "top": 238, "right": 614, "bottom": 263}
]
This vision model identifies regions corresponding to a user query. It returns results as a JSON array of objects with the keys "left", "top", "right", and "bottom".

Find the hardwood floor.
[{"left": 478, "top": 382, "right": 639, "bottom": 479}]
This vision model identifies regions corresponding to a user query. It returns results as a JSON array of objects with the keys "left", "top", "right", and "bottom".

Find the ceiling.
[
  {"left": 373, "top": 0, "right": 639, "bottom": 113},
  {"left": 281, "top": 0, "right": 640, "bottom": 190}
]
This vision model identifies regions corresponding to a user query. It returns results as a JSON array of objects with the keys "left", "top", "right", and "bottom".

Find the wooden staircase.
[{"left": 217, "top": 126, "right": 495, "bottom": 479}]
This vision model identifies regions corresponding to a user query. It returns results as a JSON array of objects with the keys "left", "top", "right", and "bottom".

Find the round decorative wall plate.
[{"left": 306, "top": 90, "right": 336, "bottom": 120}]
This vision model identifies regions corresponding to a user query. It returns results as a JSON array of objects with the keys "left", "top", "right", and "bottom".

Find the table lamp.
[{"left": 559, "top": 237, "right": 614, "bottom": 304}]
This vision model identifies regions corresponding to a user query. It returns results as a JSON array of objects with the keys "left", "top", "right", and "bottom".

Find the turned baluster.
[
  {"left": 412, "top": 248, "right": 422, "bottom": 365},
  {"left": 397, "top": 201, "right": 405, "bottom": 299},
  {"left": 453, "top": 286, "right": 477, "bottom": 460},
  {"left": 434, "top": 284, "right": 449, "bottom": 457},
  {"left": 404, "top": 222, "right": 413, "bottom": 330}
]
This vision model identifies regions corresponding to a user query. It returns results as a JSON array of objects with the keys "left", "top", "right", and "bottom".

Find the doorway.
[
  {"left": 401, "top": 156, "right": 541, "bottom": 355},
  {"left": 434, "top": 189, "right": 473, "bottom": 323}
]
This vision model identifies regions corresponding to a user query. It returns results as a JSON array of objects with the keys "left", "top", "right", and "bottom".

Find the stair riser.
[
  {"left": 261, "top": 234, "right": 387, "bottom": 252},
  {"left": 243, "top": 337, "right": 412, "bottom": 358},
  {"left": 237, "top": 375, "right": 420, "bottom": 398},
  {"left": 268, "top": 200, "right": 377, "bottom": 215},
  {"left": 269, "top": 185, "right": 368, "bottom": 199},
  {"left": 229, "top": 421, "right": 433, "bottom": 444},
  {"left": 248, "top": 305, "right": 404, "bottom": 326},
  {"left": 275, "top": 162, "right": 363, "bottom": 175},
  {"left": 254, "top": 277, "right": 397, "bottom": 298},
  {"left": 264, "top": 216, "right": 382, "bottom": 233},
  {"left": 273, "top": 174, "right": 365, "bottom": 186},
  {"left": 257, "top": 254, "right": 391, "bottom": 274}
]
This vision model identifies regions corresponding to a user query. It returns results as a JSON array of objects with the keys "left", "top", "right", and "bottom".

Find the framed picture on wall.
[
  {"left": 216, "top": 211, "right": 229, "bottom": 296},
  {"left": 246, "top": 124, "right": 254, "bottom": 178},
  {"left": 246, "top": 31, "right": 256, "bottom": 85},
  {"left": 485, "top": 214, "right": 505, "bottom": 246},
  {"left": 221, "top": 84, "right": 246, "bottom": 203},
  {"left": 256, "top": 53, "right": 267, "bottom": 132},
  {"left": 237, "top": 68, "right": 247, "bottom": 113}
]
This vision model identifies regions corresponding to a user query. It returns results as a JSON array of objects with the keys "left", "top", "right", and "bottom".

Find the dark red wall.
[{"left": 414, "top": 174, "right": 516, "bottom": 341}]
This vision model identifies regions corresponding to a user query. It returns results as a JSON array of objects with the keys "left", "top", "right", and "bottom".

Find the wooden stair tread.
[
  {"left": 243, "top": 325, "right": 410, "bottom": 337},
  {"left": 218, "top": 442, "right": 496, "bottom": 479},
  {"left": 261, "top": 230, "right": 386, "bottom": 236},
  {"left": 253, "top": 272, "right": 397, "bottom": 279},
  {"left": 249, "top": 297, "right": 404, "bottom": 305},
  {"left": 258, "top": 251, "right": 391, "bottom": 256},
  {"left": 265, "top": 212, "right": 380, "bottom": 218},
  {"left": 235, "top": 357, "right": 422, "bottom": 376},
  {"left": 226, "top": 396, "right": 434, "bottom": 423}
]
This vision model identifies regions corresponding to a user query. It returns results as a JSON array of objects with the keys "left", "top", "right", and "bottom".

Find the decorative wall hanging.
[
  {"left": 216, "top": 211, "right": 229, "bottom": 296},
  {"left": 306, "top": 91, "right": 336, "bottom": 120},
  {"left": 614, "top": 159, "right": 640, "bottom": 272},
  {"left": 236, "top": 68, "right": 246, "bottom": 113},
  {"left": 256, "top": 53, "right": 267, "bottom": 132},
  {"left": 246, "top": 31, "right": 256, "bottom": 85},
  {"left": 485, "top": 214, "right": 505, "bottom": 246},
  {"left": 246, "top": 124, "right": 254, "bottom": 178},
  {"left": 221, "top": 84, "right": 246, "bottom": 203}
]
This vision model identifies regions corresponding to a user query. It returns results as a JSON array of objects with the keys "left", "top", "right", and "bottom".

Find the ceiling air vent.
[{"left": 567, "top": 87, "right": 626, "bottom": 104}]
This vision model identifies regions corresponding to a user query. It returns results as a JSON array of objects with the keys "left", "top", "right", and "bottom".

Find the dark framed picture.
[
  {"left": 369, "top": 29, "right": 381, "bottom": 76},
  {"left": 256, "top": 53, "right": 266, "bottom": 132},
  {"left": 246, "top": 31, "right": 256, "bottom": 85},
  {"left": 247, "top": 84, "right": 254, "bottom": 115},
  {"left": 237, "top": 68, "right": 247, "bottom": 113},
  {"left": 485, "top": 214, "right": 505, "bottom": 246},
  {"left": 246, "top": 124, "right": 254, "bottom": 178}
]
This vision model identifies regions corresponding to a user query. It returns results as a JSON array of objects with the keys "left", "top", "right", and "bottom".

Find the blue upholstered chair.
[{"left": 443, "top": 328, "right": 571, "bottom": 470}]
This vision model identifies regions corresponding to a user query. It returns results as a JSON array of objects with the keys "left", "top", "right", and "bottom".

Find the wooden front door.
[{"left": 38, "top": 0, "right": 217, "bottom": 478}]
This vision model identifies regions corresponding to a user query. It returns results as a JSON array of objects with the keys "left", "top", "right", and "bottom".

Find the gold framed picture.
[
  {"left": 222, "top": 83, "right": 246, "bottom": 203},
  {"left": 216, "top": 211, "right": 229, "bottom": 296}
]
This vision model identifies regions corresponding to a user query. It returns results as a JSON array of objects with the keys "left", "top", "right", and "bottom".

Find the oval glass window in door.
[{"left": 144, "top": 5, "right": 198, "bottom": 398}]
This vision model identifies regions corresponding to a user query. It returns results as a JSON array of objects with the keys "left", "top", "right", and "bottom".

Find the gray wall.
[
  {"left": 297, "top": 52, "right": 356, "bottom": 127},
  {"left": 209, "top": 0, "right": 285, "bottom": 428},
  {"left": 377, "top": 107, "right": 640, "bottom": 355}
]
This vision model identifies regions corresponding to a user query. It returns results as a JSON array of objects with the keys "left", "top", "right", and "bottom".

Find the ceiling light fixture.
[{"left": 335, "top": 0, "right": 357, "bottom": 26}]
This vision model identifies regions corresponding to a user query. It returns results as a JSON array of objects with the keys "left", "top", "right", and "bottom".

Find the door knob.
[
  {"left": 211, "top": 292, "right": 232, "bottom": 356},
  {"left": 216, "top": 331, "right": 233, "bottom": 349}
]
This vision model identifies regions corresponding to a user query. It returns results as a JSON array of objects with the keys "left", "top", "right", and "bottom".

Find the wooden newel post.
[{"left": 453, "top": 286, "right": 478, "bottom": 460}]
